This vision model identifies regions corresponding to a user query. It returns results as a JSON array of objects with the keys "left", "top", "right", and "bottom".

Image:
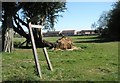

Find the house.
[
  {"left": 76, "top": 31, "right": 82, "bottom": 35},
  {"left": 61, "top": 30, "right": 76, "bottom": 36},
  {"left": 79, "top": 30, "right": 96, "bottom": 35},
  {"left": 43, "top": 31, "right": 60, "bottom": 37}
]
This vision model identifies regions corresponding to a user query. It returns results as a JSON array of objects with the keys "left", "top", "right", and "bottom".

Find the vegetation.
[
  {"left": 1, "top": 2, "right": 119, "bottom": 81},
  {"left": 92, "top": 1, "right": 120, "bottom": 40},
  {"left": 2, "top": 36, "right": 118, "bottom": 81},
  {"left": 2, "top": 2, "right": 66, "bottom": 52}
]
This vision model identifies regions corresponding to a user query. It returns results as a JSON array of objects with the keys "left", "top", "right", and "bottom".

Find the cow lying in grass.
[{"left": 53, "top": 36, "right": 78, "bottom": 50}]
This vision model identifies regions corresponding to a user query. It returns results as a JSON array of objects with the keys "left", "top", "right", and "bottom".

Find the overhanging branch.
[
  {"left": 13, "top": 17, "right": 30, "bottom": 40},
  {"left": 14, "top": 15, "right": 29, "bottom": 28}
]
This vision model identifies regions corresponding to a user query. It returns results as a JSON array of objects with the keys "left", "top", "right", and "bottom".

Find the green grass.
[{"left": 2, "top": 36, "right": 119, "bottom": 81}]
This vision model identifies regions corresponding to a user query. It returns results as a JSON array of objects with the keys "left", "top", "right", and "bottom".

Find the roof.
[
  {"left": 81, "top": 30, "right": 95, "bottom": 32},
  {"left": 47, "top": 31, "right": 60, "bottom": 33},
  {"left": 77, "top": 31, "right": 81, "bottom": 32},
  {"left": 62, "top": 30, "right": 75, "bottom": 32}
]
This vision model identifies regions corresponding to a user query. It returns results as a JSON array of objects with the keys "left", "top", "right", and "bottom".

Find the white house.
[
  {"left": 43, "top": 31, "right": 60, "bottom": 37},
  {"left": 77, "top": 30, "right": 96, "bottom": 35},
  {"left": 61, "top": 30, "right": 76, "bottom": 36}
]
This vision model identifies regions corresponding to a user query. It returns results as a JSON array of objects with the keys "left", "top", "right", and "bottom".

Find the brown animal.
[{"left": 55, "top": 36, "right": 73, "bottom": 50}]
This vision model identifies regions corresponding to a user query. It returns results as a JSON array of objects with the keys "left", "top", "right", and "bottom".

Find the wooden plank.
[
  {"left": 43, "top": 47, "right": 53, "bottom": 71},
  {"left": 31, "top": 24, "right": 42, "bottom": 29},
  {"left": 29, "top": 22, "right": 42, "bottom": 78}
]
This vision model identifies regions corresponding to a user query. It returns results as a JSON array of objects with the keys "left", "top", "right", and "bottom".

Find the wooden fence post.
[
  {"left": 29, "top": 22, "right": 42, "bottom": 78},
  {"left": 43, "top": 47, "right": 53, "bottom": 71}
]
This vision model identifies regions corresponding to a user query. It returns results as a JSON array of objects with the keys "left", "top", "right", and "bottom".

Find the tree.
[
  {"left": 95, "top": 1, "right": 120, "bottom": 40},
  {"left": 2, "top": 2, "right": 22, "bottom": 52},
  {"left": 19, "top": 2, "right": 66, "bottom": 48},
  {"left": 107, "top": 1, "right": 120, "bottom": 40},
  {"left": 2, "top": 2, "right": 67, "bottom": 52},
  {"left": 97, "top": 11, "right": 109, "bottom": 29},
  {"left": 96, "top": 11, "right": 110, "bottom": 36},
  {"left": 91, "top": 22, "right": 97, "bottom": 30}
]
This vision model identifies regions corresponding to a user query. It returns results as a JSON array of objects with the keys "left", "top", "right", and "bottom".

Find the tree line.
[{"left": 91, "top": 1, "right": 120, "bottom": 41}]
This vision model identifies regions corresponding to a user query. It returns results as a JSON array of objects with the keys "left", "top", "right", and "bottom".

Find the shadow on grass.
[
  {"left": 14, "top": 45, "right": 32, "bottom": 49},
  {"left": 17, "top": 46, "right": 32, "bottom": 49},
  {"left": 3, "top": 80, "right": 118, "bottom": 83},
  {"left": 2, "top": 75, "right": 41, "bottom": 83},
  {"left": 2, "top": 80, "right": 41, "bottom": 83},
  {"left": 74, "top": 38, "right": 117, "bottom": 43},
  {"left": 15, "top": 46, "right": 49, "bottom": 49},
  {"left": 77, "top": 36, "right": 101, "bottom": 39}
]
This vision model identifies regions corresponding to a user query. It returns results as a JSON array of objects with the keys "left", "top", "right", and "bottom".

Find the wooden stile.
[{"left": 28, "top": 22, "right": 53, "bottom": 79}]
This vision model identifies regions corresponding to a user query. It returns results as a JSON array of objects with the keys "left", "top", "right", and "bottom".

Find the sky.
[
  {"left": 52, "top": 2, "right": 115, "bottom": 32},
  {"left": 0, "top": 1, "right": 116, "bottom": 32}
]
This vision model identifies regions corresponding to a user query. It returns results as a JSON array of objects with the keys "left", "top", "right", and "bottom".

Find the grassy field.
[{"left": 2, "top": 36, "right": 119, "bottom": 82}]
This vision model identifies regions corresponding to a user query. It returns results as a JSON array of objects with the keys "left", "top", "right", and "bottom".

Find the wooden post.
[
  {"left": 29, "top": 22, "right": 53, "bottom": 78},
  {"left": 31, "top": 23, "right": 53, "bottom": 71},
  {"left": 43, "top": 47, "right": 53, "bottom": 71},
  {"left": 29, "top": 22, "right": 42, "bottom": 78}
]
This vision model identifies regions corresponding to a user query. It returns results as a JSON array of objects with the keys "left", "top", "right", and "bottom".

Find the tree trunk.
[
  {"left": 3, "top": 16, "right": 14, "bottom": 53},
  {"left": 31, "top": 16, "right": 56, "bottom": 48}
]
